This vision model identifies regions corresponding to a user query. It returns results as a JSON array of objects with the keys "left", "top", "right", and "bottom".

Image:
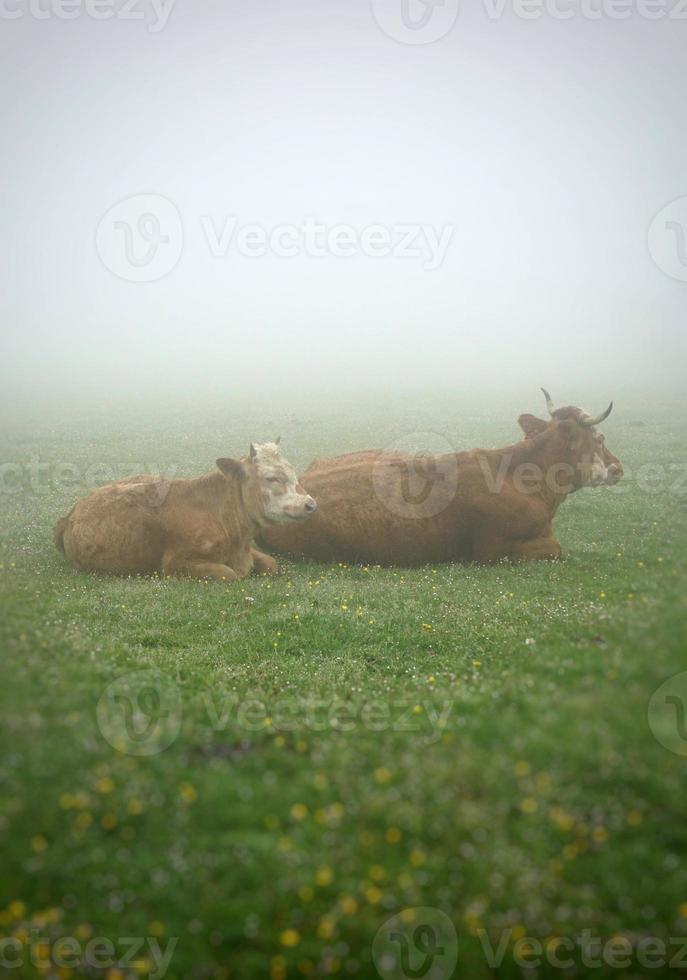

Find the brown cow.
[
  {"left": 261, "top": 392, "right": 623, "bottom": 565},
  {"left": 54, "top": 442, "right": 317, "bottom": 580}
]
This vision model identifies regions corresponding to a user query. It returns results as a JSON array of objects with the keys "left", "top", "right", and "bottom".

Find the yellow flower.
[
  {"left": 270, "top": 956, "right": 287, "bottom": 980},
  {"left": 368, "top": 865, "right": 385, "bottom": 881},
  {"left": 374, "top": 767, "right": 391, "bottom": 784},
  {"left": 409, "top": 849, "right": 426, "bottom": 867},
  {"left": 31, "top": 835, "right": 48, "bottom": 853},
  {"left": 279, "top": 929, "right": 300, "bottom": 948},
  {"left": 41, "top": 907, "right": 62, "bottom": 925},
  {"left": 75, "top": 812, "right": 92, "bottom": 830},
  {"left": 298, "top": 885, "right": 314, "bottom": 902},
  {"left": 678, "top": 903, "right": 687, "bottom": 920},
  {"left": 127, "top": 798, "right": 144, "bottom": 815},
  {"left": 339, "top": 896, "right": 358, "bottom": 915},
  {"left": 95, "top": 777, "right": 115, "bottom": 794},
  {"left": 179, "top": 782, "right": 197, "bottom": 804},
  {"left": 100, "top": 813, "right": 118, "bottom": 830},
  {"left": 520, "top": 798, "right": 538, "bottom": 814},
  {"left": 9, "top": 901, "right": 26, "bottom": 920},
  {"left": 315, "top": 866, "right": 333, "bottom": 887},
  {"left": 386, "top": 827, "right": 402, "bottom": 843},
  {"left": 317, "top": 916, "right": 335, "bottom": 940},
  {"left": 549, "top": 807, "right": 574, "bottom": 832},
  {"left": 627, "top": 810, "right": 643, "bottom": 827},
  {"left": 35, "top": 942, "right": 51, "bottom": 964},
  {"left": 291, "top": 803, "right": 308, "bottom": 821},
  {"left": 365, "top": 886, "right": 382, "bottom": 904},
  {"left": 592, "top": 826, "right": 609, "bottom": 844}
]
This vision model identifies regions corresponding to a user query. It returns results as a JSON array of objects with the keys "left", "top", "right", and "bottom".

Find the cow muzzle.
[{"left": 283, "top": 495, "right": 317, "bottom": 521}]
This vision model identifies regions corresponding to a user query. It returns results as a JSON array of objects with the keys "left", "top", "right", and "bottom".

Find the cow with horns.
[{"left": 261, "top": 391, "right": 623, "bottom": 565}]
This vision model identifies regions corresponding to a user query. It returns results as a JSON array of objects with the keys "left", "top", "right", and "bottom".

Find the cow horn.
[
  {"left": 249, "top": 443, "right": 257, "bottom": 459},
  {"left": 581, "top": 402, "right": 613, "bottom": 427},
  {"left": 541, "top": 387, "right": 555, "bottom": 416}
]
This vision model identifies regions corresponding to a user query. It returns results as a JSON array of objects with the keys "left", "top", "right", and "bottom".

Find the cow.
[
  {"left": 54, "top": 441, "right": 317, "bottom": 580},
  {"left": 261, "top": 391, "right": 623, "bottom": 566}
]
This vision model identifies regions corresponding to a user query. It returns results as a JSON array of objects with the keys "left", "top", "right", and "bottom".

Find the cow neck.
[
  {"left": 482, "top": 425, "right": 573, "bottom": 512},
  {"left": 511, "top": 425, "right": 573, "bottom": 510},
  {"left": 197, "top": 471, "right": 258, "bottom": 542}
]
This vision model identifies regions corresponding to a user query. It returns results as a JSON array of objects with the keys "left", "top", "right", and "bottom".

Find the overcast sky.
[{"left": 1, "top": 0, "right": 685, "bottom": 402}]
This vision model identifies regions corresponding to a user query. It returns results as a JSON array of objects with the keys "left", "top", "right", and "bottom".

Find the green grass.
[{"left": 1, "top": 391, "right": 686, "bottom": 979}]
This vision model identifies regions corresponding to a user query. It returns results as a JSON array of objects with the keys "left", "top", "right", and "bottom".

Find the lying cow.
[
  {"left": 54, "top": 441, "right": 317, "bottom": 580},
  {"left": 261, "top": 391, "right": 623, "bottom": 565}
]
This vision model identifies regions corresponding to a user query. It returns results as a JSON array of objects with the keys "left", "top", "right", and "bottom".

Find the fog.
[{"left": 1, "top": 0, "right": 685, "bottom": 409}]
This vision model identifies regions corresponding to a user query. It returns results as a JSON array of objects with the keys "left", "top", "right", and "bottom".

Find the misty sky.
[{"left": 1, "top": 0, "right": 685, "bottom": 402}]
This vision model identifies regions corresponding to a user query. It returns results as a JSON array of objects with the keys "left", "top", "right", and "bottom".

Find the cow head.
[
  {"left": 216, "top": 441, "right": 317, "bottom": 524},
  {"left": 518, "top": 389, "right": 623, "bottom": 490}
]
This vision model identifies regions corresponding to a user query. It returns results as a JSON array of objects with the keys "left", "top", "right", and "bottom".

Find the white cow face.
[{"left": 217, "top": 442, "right": 317, "bottom": 525}]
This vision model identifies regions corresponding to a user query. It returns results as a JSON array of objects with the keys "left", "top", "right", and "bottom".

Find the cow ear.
[
  {"left": 216, "top": 458, "right": 246, "bottom": 480},
  {"left": 518, "top": 414, "right": 548, "bottom": 438}
]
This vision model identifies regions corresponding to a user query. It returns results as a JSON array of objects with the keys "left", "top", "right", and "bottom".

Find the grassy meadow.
[{"left": 1, "top": 390, "right": 686, "bottom": 980}]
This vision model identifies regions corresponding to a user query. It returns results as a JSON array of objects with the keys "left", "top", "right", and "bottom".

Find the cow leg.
[
  {"left": 509, "top": 536, "right": 562, "bottom": 561},
  {"left": 161, "top": 552, "right": 239, "bottom": 582},
  {"left": 470, "top": 532, "right": 512, "bottom": 563},
  {"left": 251, "top": 549, "right": 278, "bottom": 575}
]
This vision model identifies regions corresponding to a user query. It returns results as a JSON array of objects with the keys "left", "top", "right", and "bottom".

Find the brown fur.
[
  {"left": 261, "top": 409, "right": 623, "bottom": 566},
  {"left": 55, "top": 445, "right": 315, "bottom": 581}
]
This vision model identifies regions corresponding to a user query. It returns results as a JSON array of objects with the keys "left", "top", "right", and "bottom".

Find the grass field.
[{"left": 1, "top": 390, "right": 686, "bottom": 980}]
